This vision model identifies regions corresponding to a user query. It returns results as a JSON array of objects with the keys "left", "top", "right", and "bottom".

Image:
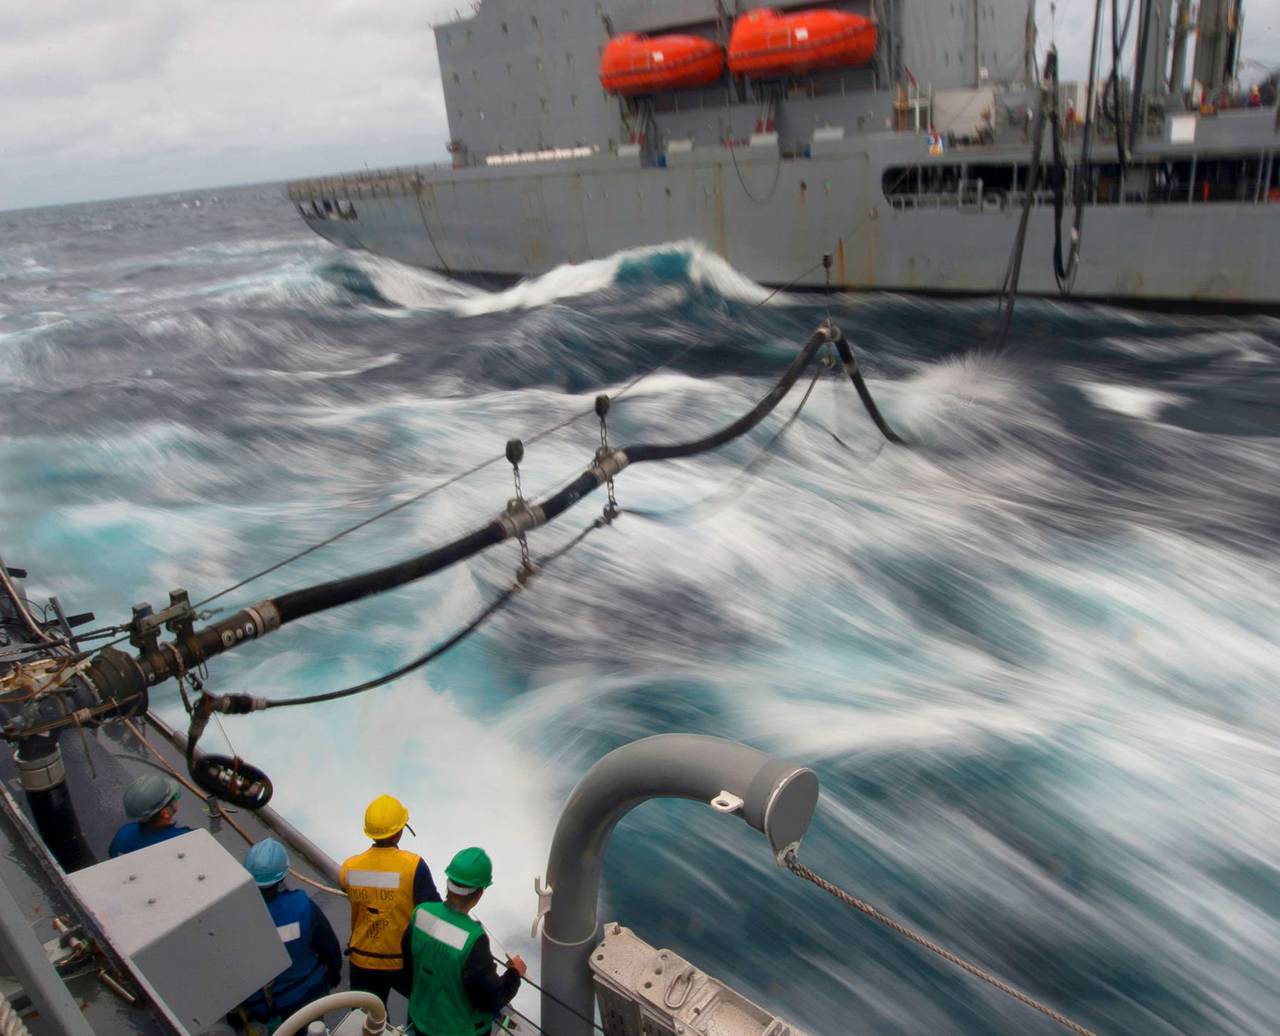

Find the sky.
[{"left": 2, "top": 0, "right": 1277, "bottom": 212}]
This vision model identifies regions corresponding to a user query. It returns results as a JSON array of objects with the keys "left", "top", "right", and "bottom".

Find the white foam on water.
[
  {"left": 355, "top": 241, "right": 795, "bottom": 317},
  {"left": 1079, "top": 381, "right": 1185, "bottom": 420}
]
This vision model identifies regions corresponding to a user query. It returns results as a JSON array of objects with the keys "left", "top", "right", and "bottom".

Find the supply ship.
[{"left": 286, "top": 0, "right": 1278, "bottom": 307}]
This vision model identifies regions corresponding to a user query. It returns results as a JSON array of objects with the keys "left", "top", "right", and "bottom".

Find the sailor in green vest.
[{"left": 401, "top": 847, "right": 525, "bottom": 1036}]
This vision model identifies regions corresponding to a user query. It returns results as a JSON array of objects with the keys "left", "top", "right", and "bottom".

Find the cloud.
[
  {"left": 3, "top": 0, "right": 1278, "bottom": 211},
  {"left": 1, "top": 0, "right": 458, "bottom": 209}
]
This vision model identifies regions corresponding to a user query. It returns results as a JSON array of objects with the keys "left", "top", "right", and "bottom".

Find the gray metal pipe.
[
  {"left": 0, "top": 875, "right": 95, "bottom": 1036},
  {"left": 539, "top": 735, "right": 819, "bottom": 1036}
]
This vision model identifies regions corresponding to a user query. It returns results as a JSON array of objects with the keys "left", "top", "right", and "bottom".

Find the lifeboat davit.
[
  {"left": 599, "top": 33, "right": 725, "bottom": 95},
  {"left": 727, "top": 8, "right": 878, "bottom": 79}
]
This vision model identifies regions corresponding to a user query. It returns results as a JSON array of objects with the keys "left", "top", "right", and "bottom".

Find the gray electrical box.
[
  {"left": 591, "top": 923, "right": 809, "bottom": 1036},
  {"left": 68, "top": 828, "right": 289, "bottom": 1032}
]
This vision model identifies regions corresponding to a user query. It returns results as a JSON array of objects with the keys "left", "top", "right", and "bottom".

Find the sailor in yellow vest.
[
  {"left": 339, "top": 794, "right": 440, "bottom": 1004},
  {"left": 401, "top": 847, "right": 525, "bottom": 1036}
]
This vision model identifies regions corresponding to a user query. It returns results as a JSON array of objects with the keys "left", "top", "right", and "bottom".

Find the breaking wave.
[{"left": 2, "top": 183, "right": 1279, "bottom": 1035}]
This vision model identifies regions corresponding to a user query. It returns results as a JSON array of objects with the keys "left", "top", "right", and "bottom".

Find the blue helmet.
[{"left": 244, "top": 838, "right": 289, "bottom": 887}]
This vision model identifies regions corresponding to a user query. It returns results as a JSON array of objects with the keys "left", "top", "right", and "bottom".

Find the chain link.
[
  {"left": 596, "top": 395, "right": 619, "bottom": 519},
  {"left": 507, "top": 450, "right": 538, "bottom": 585},
  {"left": 783, "top": 852, "right": 1097, "bottom": 1036}
]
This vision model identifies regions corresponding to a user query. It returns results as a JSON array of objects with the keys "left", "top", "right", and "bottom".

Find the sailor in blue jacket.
[
  {"left": 108, "top": 774, "right": 194, "bottom": 858},
  {"left": 229, "top": 838, "right": 343, "bottom": 1031}
]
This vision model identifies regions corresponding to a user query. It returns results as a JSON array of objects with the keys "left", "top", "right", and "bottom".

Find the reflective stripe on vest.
[
  {"left": 407, "top": 902, "right": 490, "bottom": 1036},
  {"left": 277, "top": 922, "right": 302, "bottom": 942},
  {"left": 340, "top": 846, "right": 422, "bottom": 969}
]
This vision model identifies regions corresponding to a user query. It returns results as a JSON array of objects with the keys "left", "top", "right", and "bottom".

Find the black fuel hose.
[
  {"left": 95, "top": 323, "right": 907, "bottom": 707},
  {"left": 834, "top": 336, "right": 908, "bottom": 445},
  {"left": 272, "top": 324, "right": 835, "bottom": 624}
]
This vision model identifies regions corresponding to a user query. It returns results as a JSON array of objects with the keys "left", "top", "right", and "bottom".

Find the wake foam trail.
[{"left": 353, "top": 241, "right": 796, "bottom": 316}]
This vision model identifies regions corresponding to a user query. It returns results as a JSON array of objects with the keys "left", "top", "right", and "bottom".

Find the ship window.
[
  {"left": 479, "top": 108, "right": 485, "bottom": 120},
  {"left": 452, "top": 72, "right": 459, "bottom": 83},
  {"left": 536, "top": 57, "right": 544, "bottom": 71},
  {"left": 571, "top": 94, "right": 577, "bottom": 107},
  {"left": 540, "top": 98, "right": 548, "bottom": 112},
  {"left": 501, "top": 21, "right": 508, "bottom": 33},
  {"left": 531, "top": 15, "right": 539, "bottom": 28}
]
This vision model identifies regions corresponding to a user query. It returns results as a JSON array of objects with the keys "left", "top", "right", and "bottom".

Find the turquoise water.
[{"left": 2, "top": 185, "right": 1279, "bottom": 1033}]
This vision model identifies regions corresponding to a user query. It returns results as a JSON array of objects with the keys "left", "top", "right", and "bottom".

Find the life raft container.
[
  {"left": 599, "top": 33, "right": 725, "bottom": 95},
  {"left": 727, "top": 8, "right": 878, "bottom": 79}
]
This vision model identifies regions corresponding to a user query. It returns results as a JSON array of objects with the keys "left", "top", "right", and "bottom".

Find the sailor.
[
  {"left": 229, "top": 838, "right": 343, "bottom": 1032},
  {"left": 340, "top": 794, "right": 440, "bottom": 1004},
  {"left": 108, "top": 773, "right": 194, "bottom": 858},
  {"left": 401, "top": 847, "right": 525, "bottom": 1036}
]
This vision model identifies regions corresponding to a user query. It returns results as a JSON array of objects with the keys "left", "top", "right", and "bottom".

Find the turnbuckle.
[{"left": 595, "top": 395, "right": 619, "bottom": 521}]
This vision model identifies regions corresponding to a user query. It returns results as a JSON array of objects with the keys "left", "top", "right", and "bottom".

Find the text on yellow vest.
[{"left": 339, "top": 845, "right": 421, "bottom": 970}]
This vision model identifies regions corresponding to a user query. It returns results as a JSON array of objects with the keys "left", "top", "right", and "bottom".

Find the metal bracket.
[
  {"left": 531, "top": 876, "right": 553, "bottom": 940},
  {"left": 498, "top": 500, "right": 546, "bottom": 539},
  {"left": 709, "top": 790, "right": 744, "bottom": 815},
  {"left": 774, "top": 841, "right": 802, "bottom": 868}
]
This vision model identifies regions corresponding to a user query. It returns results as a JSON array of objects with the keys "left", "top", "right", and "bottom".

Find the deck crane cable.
[
  {"left": 1051, "top": 0, "right": 1108, "bottom": 295},
  {"left": 1103, "top": 0, "right": 1139, "bottom": 169},
  {"left": 995, "top": 55, "right": 1053, "bottom": 346},
  {"left": 783, "top": 851, "right": 1098, "bottom": 1036}
]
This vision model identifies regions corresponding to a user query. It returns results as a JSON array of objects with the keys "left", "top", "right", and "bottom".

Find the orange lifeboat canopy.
[
  {"left": 599, "top": 33, "right": 725, "bottom": 95},
  {"left": 728, "top": 8, "right": 877, "bottom": 79}
]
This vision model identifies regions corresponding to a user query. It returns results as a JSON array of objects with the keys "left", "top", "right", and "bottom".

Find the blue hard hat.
[{"left": 244, "top": 838, "right": 289, "bottom": 887}]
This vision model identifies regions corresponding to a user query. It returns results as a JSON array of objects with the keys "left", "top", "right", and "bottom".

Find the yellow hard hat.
[{"left": 363, "top": 795, "right": 410, "bottom": 840}]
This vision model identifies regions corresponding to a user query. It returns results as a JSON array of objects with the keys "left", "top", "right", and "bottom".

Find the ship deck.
[{"left": 0, "top": 708, "right": 369, "bottom": 1034}]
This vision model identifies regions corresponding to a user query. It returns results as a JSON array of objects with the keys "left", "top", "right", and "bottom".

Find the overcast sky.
[{"left": 2, "top": 0, "right": 1277, "bottom": 212}]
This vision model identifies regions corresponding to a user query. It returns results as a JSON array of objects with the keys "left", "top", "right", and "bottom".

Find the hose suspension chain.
[
  {"left": 783, "top": 852, "right": 1097, "bottom": 1036},
  {"left": 595, "top": 394, "right": 620, "bottom": 520}
]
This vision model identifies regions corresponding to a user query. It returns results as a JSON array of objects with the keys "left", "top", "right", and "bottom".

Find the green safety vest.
[{"left": 407, "top": 902, "right": 493, "bottom": 1036}]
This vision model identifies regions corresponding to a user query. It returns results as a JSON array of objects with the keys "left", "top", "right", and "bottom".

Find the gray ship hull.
[{"left": 291, "top": 132, "right": 1279, "bottom": 307}]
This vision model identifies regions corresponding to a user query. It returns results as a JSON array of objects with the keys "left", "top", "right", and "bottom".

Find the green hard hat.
[
  {"left": 123, "top": 773, "right": 180, "bottom": 821},
  {"left": 445, "top": 847, "right": 493, "bottom": 892}
]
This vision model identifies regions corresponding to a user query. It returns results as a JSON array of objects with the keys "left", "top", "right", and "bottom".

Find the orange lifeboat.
[
  {"left": 727, "top": 8, "right": 877, "bottom": 79},
  {"left": 599, "top": 33, "right": 725, "bottom": 95}
]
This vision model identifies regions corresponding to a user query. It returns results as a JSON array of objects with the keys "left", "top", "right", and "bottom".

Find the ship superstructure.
[{"left": 287, "top": 0, "right": 1278, "bottom": 307}]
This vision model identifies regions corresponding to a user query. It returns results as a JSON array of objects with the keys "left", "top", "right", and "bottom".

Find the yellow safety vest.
[{"left": 339, "top": 846, "right": 422, "bottom": 970}]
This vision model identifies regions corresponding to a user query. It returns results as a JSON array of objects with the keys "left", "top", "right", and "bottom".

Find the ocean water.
[{"left": 2, "top": 184, "right": 1279, "bottom": 1035}]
